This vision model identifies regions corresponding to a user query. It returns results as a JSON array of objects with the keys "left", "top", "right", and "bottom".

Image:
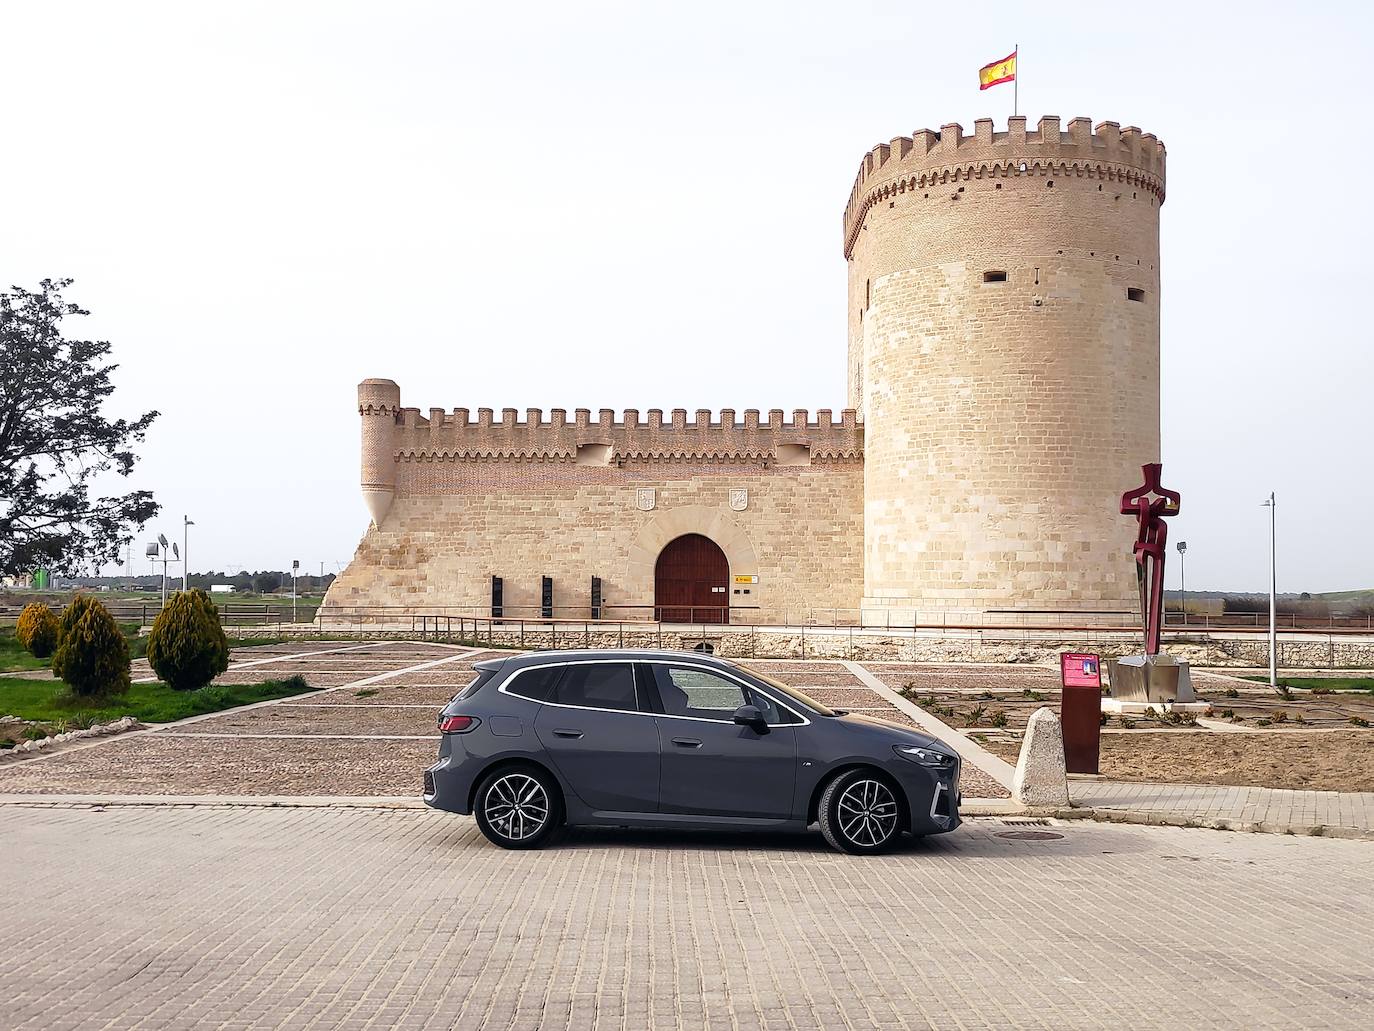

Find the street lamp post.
[
  {"left": 157, "top": 534, "right": 169, "bottom": 608},
  {"left": 1262, "top": 492, "right": 1277, "bottom": 691},
  {"left": 1176, "top": 540, "right": 1187, "bottom": 627},
  {"left": 183, "top": 515, "right": 195, "bottom": 593},
  {"left": 292, "top": 559, "right": 300, "bottom": 624}
]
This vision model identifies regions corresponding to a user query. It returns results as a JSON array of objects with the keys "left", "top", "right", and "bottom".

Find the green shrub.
[
  {"left": 51, "top": 596, "right": 130, "bottom": 698},
  {"left": 15, "top": 602, "right": 62, "bottom": 658},
  {"left": 145, "top": 590, "right": 230, "bottom": 691}
]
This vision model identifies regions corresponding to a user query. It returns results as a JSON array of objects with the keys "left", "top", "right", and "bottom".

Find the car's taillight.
[{"left": 438, "top": 714, "right": 480, "bottom": 733}]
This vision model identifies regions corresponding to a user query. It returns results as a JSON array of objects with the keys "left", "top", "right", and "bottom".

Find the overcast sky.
[{"left": 3, "top": 1, "right": 1369, "bottom": 593}]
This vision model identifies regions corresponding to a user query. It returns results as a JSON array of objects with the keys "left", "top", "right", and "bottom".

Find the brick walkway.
[
  {"left": 1070, "top": 781, "right": 1374, "bottom": 836},
  {"left": 3, "top": 805, "right": 1373, "bottom": 1029}
]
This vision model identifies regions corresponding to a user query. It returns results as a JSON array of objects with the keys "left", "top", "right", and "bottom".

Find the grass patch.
[
  {"left": 0, "top": 674, "right": 317, "bottom": 724},
  {"left": 1242, "top": 676, "right": 1374, "bottom": 693},
  {"left": 0, "top": 628, "right": 50, "bottom": 672}
]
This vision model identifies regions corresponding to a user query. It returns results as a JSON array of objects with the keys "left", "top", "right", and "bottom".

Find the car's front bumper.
[{"left": 891, "top": 757, "right": 962, "bottom": 835}]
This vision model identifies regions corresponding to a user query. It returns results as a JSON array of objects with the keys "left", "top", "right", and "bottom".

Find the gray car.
[{"left": 423, "top": 649, "right": 961, "bottom": 855}]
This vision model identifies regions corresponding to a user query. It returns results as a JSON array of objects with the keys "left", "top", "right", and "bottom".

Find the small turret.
[{"left": 358, "top": 378, "right": 401, "bottom": 526}]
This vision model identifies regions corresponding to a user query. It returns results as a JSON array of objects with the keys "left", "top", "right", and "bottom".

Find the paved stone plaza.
[{"left": 4, "top": 804, "right": 1373, "bottom": 1029}]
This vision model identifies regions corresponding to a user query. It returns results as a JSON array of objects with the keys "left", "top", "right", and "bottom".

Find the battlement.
[
  {"left": 359, "top": 384, "right": 863, "bottom": 468},
  {"left": 842, "top": 115, "right": 1166, "bottom": 258}
]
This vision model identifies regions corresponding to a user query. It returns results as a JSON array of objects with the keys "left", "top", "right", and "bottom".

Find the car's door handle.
[
  {"left": 671, "top": 737, "right": 703, "bottom": 748},
  {"left": 552, "top": 729, "right": 583, "bottom": 739}
]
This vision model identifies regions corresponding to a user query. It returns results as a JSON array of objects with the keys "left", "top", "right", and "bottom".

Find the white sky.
[{"left": 3, "top": 1, "right": 1369, "bottom": 592}]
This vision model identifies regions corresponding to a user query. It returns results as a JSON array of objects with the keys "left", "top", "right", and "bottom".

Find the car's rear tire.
[
  {"left": 818, "top": 768, "right": 903, "bottom": 855},
  {"left": 473, "top": 764, "right": 563, "bottom": 850}
]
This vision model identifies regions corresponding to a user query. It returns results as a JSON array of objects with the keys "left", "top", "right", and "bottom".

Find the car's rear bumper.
[{"left": 423, "top": 752, "right": 475, "bottom": 815}]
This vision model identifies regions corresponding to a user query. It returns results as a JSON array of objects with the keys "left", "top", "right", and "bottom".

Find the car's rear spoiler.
[{"left": 474, "top": 658, "right": 511, "bottom": 673}]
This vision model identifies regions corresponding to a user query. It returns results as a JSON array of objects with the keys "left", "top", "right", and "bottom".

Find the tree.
[
  {"left": 0, "top": 279, "right": 159, "bottom": 576},
  {"left": 15, "top": 601, "right": 62, "bottom": 658},
  {"left": 253, "top": 570, "right": 284, "bottom": 594},
  {"left": 146, "top": 590, "right": 229, "bottom": 690},
  {"left": 51, "top": 595, "right": 130, "bottom": 697}
]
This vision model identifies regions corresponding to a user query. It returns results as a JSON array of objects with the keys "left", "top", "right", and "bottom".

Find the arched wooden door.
[{"left": 654, "top": 533, "right": 729, "bottom": 624}]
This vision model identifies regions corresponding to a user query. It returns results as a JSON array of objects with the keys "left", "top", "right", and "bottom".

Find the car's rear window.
[
  {"left": 452, "top": 669, "right": 497, "bottom": 701},
  {"left": 555, "top": 663, "right": 638, "bottom": 712},
  {"left": 504, "top": 665, "right": 564, "bottom": 702}
]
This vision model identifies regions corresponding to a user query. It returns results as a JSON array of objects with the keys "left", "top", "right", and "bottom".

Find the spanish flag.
[{"left": 979, "top": 50, "right": 1017, "bottom": 90}]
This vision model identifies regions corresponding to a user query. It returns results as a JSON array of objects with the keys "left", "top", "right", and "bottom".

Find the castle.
[{"left": 321, "top": 115, "right": 1166, "bottom": 626}]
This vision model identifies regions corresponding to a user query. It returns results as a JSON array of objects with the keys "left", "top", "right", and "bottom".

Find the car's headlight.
[{"left": 894, "top": 744, "right": 957, "bottom": 768}]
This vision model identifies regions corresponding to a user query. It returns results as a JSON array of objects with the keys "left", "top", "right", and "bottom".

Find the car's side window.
[
  {"left": 651, "top": 665, "right": 750, "bottom": 721},
  {"left": 555, "top": 663, "right": 638, "bottom": 712},
  {"left": 505, "top": 665, "right": 564, "bottom": 702}
]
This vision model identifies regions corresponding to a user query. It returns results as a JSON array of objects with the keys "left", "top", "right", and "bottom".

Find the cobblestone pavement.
[{"left": 4, "top": 805, "right": 1373, "bottom": 1029}]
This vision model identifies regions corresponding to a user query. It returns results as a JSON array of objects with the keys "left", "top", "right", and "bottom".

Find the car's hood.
[{"left": 833, "top": 711, "right": 951, "bottom": 752}]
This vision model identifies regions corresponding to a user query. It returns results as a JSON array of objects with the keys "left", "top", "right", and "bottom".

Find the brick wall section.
[{"left": 846, "top": 115, "right": 1164, "bottom": 613}]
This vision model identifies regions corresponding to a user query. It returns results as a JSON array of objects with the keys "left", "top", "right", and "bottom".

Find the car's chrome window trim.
[{"left": 496, "top": 658, "right": 810, "bottom": 727}]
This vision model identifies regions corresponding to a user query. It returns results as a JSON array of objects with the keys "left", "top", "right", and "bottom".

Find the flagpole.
[{"left": 1014, "top": 44, "right": 1019, "bottom": 117}]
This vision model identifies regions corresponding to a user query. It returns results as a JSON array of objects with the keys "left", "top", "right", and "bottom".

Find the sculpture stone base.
[{"left": 1107, "top": 653, "right": 1196, "bottom": 704}]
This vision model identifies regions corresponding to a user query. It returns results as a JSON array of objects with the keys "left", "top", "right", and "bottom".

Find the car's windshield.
[{"left": 737, "top": 663, "right": 837, "bottom": 716}]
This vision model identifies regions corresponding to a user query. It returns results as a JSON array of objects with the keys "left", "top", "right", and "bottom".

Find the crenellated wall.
[{"left": 324, "top": 383, "right": 866, "bottom": 624}]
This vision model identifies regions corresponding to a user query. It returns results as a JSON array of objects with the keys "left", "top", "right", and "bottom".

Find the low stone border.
[
  {"left": 1022, "top": 805, "right": 1374, "bottom": 842},
  {"left": 1, "top": 716, "right": 140, "bottom": 759}
]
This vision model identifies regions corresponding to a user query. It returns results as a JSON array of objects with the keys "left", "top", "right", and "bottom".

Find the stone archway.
[
  {"left": 626, "top": 506, "right": 760, "bottom": 624},
  {"left": 655, "top": 534, "right": 729, "bottom": 623}
]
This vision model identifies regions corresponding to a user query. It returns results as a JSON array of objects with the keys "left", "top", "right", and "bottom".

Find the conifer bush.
[
  {"left": 15, "top": 601, "right": 62, "bottom": 658},
  {"left": 51, "top": 595, "right": 130, "bottom": 697},
  {"left": 145, "top": 589, "right": 230, "bottom": 691}
]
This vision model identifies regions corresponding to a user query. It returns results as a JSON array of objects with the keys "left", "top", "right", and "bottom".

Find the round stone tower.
[{"left": 845, "top": 115, "right": 1165, "bottom": 616}]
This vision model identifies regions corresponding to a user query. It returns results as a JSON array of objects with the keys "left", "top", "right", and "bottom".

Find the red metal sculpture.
[{"left": 1120, "top": 463, "right": 1180, "bottom": 656}]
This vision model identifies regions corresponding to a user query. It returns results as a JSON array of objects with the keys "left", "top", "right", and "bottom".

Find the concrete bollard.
[{"left": 1012, "top": 707, "right": 1070, "bottom": 807}]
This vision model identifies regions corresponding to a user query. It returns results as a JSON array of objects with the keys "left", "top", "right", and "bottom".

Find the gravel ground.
[
  {"left": 169, "top": 706, "right": 440, "bottom": 736},
  {"left": 300, "top": 685, "right": 464, "bottom": 706},
  {"left": 758, "top": 672, "right": 863, "bottom": 687},
  {"left": 0, "top": 736, "right": 436, "bottom": 795},
  {"left": 982, "top": 730, "right": 1374, "bottom": 792}
]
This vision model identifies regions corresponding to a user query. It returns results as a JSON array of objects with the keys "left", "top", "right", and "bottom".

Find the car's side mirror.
[{"left": 732, "top": 704, "right": 767, "bottom": 733}]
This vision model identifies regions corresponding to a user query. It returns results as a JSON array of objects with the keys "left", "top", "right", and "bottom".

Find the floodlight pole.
[
  {"left": 1176, "top": 541, "right": 1187, "bottom": 627},
  {"left": 1263, "top": 492, "right": 1277, "bottom": 691},
  {"left": 292, "top": 559, "right": 300, "bottom": 624},
  {"left": 161, "top": 546, "right": 168, "bottom": 609},
  {"left": 182, "top": 515, "right": 195, "bottom": 593}
]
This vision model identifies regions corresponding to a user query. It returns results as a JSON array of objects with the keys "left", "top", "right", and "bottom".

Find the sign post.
[{"left": 1059, "top": 652, "right": 1102, "bottom": 775}]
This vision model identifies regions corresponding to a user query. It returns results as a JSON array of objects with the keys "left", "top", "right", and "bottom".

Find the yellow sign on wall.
[{"left": 734, "top": 574, "right": 759, "bottom": 584}]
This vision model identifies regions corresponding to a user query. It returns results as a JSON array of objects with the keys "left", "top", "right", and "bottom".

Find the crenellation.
[{"left": 843, "top": 115, "right": 1167, "bottom": 257}]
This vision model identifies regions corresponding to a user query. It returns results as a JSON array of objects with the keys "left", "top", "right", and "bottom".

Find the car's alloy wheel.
[
  {"left": 474, "top": 767, "right": 561, "bottom": 849},
  {"left": 819, "top": 770, "right": 902, "bottom": 854}
]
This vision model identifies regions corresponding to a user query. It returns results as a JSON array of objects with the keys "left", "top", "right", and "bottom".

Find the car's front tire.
[
  {"left": 818, "top": 769, "right": 904, "bottom": 855},
  {"left": 473, "top": 764, "right": 563, "bottom": 850}
]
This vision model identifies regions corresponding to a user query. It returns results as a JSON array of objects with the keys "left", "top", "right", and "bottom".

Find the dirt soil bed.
[
  {"left": 0, "top": 736, "right": 435, "bottom": 795},
  {"left": 981, "top": 731, "right": 1374, "bottom": 792}
]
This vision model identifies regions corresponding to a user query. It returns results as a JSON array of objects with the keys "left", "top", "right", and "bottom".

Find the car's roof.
[{"left": 473, "top": 648, "right": 740, "bottom": 673}]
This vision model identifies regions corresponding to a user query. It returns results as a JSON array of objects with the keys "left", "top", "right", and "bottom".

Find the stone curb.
[
  {"left": 1, "top": 793, "right": 1368, "bottom": 840},
  {"left": 0, "top": 716, "right": 141, "bottom": 760},
  {"left": 1020, "top": 805, "right": 1374, "bottom": 842}
]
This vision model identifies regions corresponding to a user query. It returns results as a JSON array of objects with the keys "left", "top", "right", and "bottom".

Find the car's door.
[
  {"left": 642, "top": 662, "right": 798, "bottom": 820},
  {"left": 531, "top": 661, "right": 660, "bottom": 814}
]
